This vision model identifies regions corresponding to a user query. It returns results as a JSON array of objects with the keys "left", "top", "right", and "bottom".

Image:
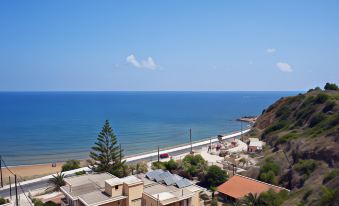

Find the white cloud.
[
  {"left": 276, "top": 62, "right": 293, "bottom": 72},
  {"left": 266, "top": 48, "right": 276, "bottom": 53},
  {"left": 126, "top": 54, "right": 157, "bottom": 70}
]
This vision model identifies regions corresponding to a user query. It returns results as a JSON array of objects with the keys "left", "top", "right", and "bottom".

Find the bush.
[
  {"left": 259, "top": 160, "right": 280, "bottom": 184},
  {"left": 182, "top": 154, "right": 208, "bottom": 178},
  {"left": 323, "top": 170, "right": 339, "bottom": 184},
  {"left": 262, "top": 122, "right": 287, "bottom": 137},
  {"left": 211, "top": 198, "right": 218, "bottom": 206},
  {"left": 320, "top": 186, "right": 336, "bottom": 205},
  {"left": 62, "top": 160, "right": 80, "bottom": 172},
  {"left": 314, "top": 93, "right": 329, "bottom": 104},
  {"left": 276, "top": 105, "right": 291, "bottom": 120},
  {"left": 0, "top": 197, "right": 9, "bottom": 205},
  {"left": 309, "top": 114, "right": 326, "bottom": 128},
  {"left": 323, "top": 100, "right": 336, "bottom": 113},
  {"left": 32, "top": 199, "right": 44, "bottom": 206},
  {"left": 204, "top": 165, "right": 228, "bottom": 189},
  {"left": 260, "top": 189, "right": 289, "bottom": 206},
  {"left": 164, "top": 159, "right": 178, "bottom": 172},
  {"left": 151, "top": 161, "right": 166, "bottom": 170},
  {"left": 75, "top": 170, "right": 86, "bottom": 176},
  {"left": 294, "top": 160, "right": 317, "bottom": 177},
  {"left": 275, "top": 133, "right": 298, "bottom": 145},
  {"left": 324, "top": 82, "right": 339, "bottom": 91}
]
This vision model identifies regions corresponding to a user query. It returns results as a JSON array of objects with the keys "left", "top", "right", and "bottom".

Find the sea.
[{"left": 0, "top": 91, "right": 298, "bottom": 166}]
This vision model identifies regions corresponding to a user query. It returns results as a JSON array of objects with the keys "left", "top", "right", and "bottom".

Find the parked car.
[{"left": 160, "top": 153, "right": 169, "bottom": 159}]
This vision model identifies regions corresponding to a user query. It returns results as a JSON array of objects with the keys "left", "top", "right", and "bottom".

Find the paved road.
[
  {"left": 0, "top": 179, "right": 48, "bottom": 198},
  {"left": 0, "top": 129, "right": 249, "bottom": 198}
]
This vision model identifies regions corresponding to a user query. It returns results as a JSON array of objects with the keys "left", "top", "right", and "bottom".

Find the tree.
[
  {"left": 241, "top": 193, "right": 265, "bottom": 206},
  {"left": 182, "top": 154, "right": 208, "bottom": 178},
  {"left": 164, "top": 159, "right": 178, "bottom": 172},
  {"left": 89, "top": 120, "right": 125, "bottom": 177},
  {"left": 324, "top": 82, "right": 339, "bottom": 91},
  {"left": 62, "top": 160, "right": 80, "bottom": 172},
  {"left": 204, "top": 165, "right": 228, "bottom": 189},
  {"left": 47, "top": 172, "right": 66, "bottom": 191}
]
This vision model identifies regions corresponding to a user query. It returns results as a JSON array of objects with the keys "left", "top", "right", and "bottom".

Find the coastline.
[{"left": 0, "top": 128, "right": 250, "bottom": 185}]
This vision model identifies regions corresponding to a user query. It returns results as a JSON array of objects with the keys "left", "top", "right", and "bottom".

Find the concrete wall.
[
  {"left": 105, "top": 182, "right": 123, "bottom": 197},
  {"left": 123, "top": 183, "right": 143, "bottom": 206}
]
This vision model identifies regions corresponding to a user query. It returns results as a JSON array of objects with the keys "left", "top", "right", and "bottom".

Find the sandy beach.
[
  {"left": 1, "top": 161, "right": 88, "bottom": 184},
  {"left": 0, "top": 129, "right": 249, "bottom": 186}
]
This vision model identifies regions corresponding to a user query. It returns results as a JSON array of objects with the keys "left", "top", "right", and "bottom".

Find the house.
[
  {"left": 217, "top": 175, "right": 288, "bottom": 203},
  {"left": 247, "top": 138, "right": 264, "bottom": 153},
  {"left": 60, "top": 173, "right": 143, "bottom": 206},
  {"left": 60, "top": 171, "right": 204, "bottom": 206},
  {"left": 140, "top": 170, "right": 205, "bottom": 206}
]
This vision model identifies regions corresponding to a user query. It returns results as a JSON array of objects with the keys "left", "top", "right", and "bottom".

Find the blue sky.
[{"left": 0, "top": 1, "right": 338, "bottom": 91}]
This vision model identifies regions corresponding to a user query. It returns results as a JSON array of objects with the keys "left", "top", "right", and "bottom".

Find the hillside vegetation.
[{"left": 247, "top": 84, "right": 339, "bottom": 206}]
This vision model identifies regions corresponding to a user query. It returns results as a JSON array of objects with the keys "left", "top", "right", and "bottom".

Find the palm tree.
[
  {"left": 241, "top": 193, "right": 265, "bottom": 206},
  {"left": 47, "top": 172, "right": 66, "bottom": 191}
]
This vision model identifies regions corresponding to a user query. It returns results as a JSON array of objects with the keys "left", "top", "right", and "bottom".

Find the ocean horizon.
[{"left": 0, "top": 91, "right": 298, "bottom": 166}]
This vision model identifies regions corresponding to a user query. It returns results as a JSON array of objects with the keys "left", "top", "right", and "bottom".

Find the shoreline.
[{"left": 0, "top": 128, "right": 250, "bottom": 186}]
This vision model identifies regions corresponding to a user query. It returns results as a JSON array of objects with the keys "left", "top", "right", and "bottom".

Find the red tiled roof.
[{"left": 217, "top": 175, "right": 287, "bottom": 199}]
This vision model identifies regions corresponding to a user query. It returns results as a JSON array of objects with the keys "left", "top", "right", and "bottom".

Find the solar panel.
[
  {"left": 163, "top": 174, "right": 182, "bottom": 185},
  {"left": 146, "top": 169, "right": 164, "bottom": 180},
  {"left": 175, "top": 178, "right": 193, "bottom": 188}
]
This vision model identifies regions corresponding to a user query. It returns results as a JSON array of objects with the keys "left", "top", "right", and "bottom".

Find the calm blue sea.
[{"left": 0, "top": 91, "right": 297, "bottom": 166}]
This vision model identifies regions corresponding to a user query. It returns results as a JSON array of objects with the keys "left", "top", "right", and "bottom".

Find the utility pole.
[
  {"left": 240, "top": 121, "right": 243, "bottom": 140},
  {"left": 157, "top": 145, "right": 160, "bottom": 163},
  {"left": 9, "top": 176, "right": 12, "bottom": 199},
  {"left": 189, "top": 128, "right": 192, "bottom": 153},
  {"left": 0, "top": 155, "right": 3, "bottom": 188},
  {"left": 15, "top": 174, "right": 18, "bottom": 206}
]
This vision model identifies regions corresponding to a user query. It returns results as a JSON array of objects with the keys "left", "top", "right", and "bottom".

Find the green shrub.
[
  {"left": 182, "top": 154, "right": 208, "bottom": 177},
  {"left": 309, "top": 114, "right": 326, "bottom": 128},
  {"left": 164, "top": 159, "right": 178, "bottom": 172},
  {"left": 275, "top": 133, "right": 298, "bottom": 145},
  {"left": 44, "top": 202, "right": 57, "bottom": 206},
  {"left": 323, "top": 100, "right": 336, "bottom": 113},
  {"left": 314, "top": 93, "right": 329, "bottom": 104},
  {"left": 276, "top": 105, "right": 290, "bottom": 120},
  {"left": 204, "top": 165, "right": 228, "bottom": 189},
  {"left": 324, "top": 82, "right": 339, "bottom": 91},
  {"left": 328, "top": 114, "right": 339, "bottom": 128},
  {"left": 32, "top": 199, "right": 44, "bottom": 206},
  {"left": 262, "top": 122, "right": 288, "bottom": 137},
  {"left": 294, "top": 160, "right": 317, "bottom": 176},
  {"left": 323, "top": 170, "right": 339, "bottom": 184},
  {"left": 0, "top": 197, "right": 9, "bottom": 205},
  {"left": 62, "top": 160, "right": 80, "bottom": 172},
  {"left": 320, "top": 186, "right": 336, "bottom": 205},
  {"left": 259, "top": 160, "right": 280, "bottom": 184},
  {"left": 75, "top": 170, "right": 86, "bottom": 176},
  {"left": 151, "top": 161, "right": 166, "bottom": 170},
  {"left": 260, "top": 189, "right": 289, "bottom": 206}
]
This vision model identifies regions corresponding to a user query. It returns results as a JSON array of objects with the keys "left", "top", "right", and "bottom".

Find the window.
[{"left": 115, "top": 185, "right": 119, "bottom": 190}]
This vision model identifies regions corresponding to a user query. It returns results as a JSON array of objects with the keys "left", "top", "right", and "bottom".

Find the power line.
[{"left": 1, "top": 156, "right": 33, "bottom": 206}]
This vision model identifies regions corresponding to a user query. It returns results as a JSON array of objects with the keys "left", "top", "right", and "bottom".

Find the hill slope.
[{"left": 247, "top": 88, "right": 339, "bottom": 205}]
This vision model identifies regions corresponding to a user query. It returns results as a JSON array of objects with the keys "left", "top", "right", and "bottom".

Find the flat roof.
[
  {"left": 79, "top": 190, "right": 127, "bottom": 206},
  {"left": 64, "top": 173, "right": 115, "bottom": 188},
  {"left": 249, "top": 141, "right": 263, "bottom": 147},
  {"left": 120, "top": 175, "right": 143, "bottom": 186},
  {"left": 218, "top": 175, "right": 288, "bottom": 199},
  {"left": 139, "top": 174, "right": 197, "bottom": 206}
]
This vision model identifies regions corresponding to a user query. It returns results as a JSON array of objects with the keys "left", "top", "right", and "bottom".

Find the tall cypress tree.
[{"left": 89, "top": 120, "right": 125, "bottom": 177}]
